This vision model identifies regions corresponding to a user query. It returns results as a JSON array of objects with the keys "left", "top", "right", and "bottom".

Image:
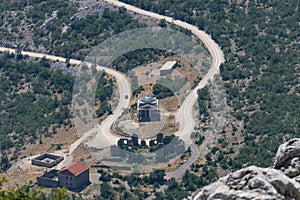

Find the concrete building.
[
  {"left": 58, "top": 161, "right": 90, "bottom": 191},
  {"left": 159, "top": 61, "right": 177, "bottom": 76},
  {"left": 138, "top": 96, "right": 160, "bottom": 122},
  {"left": 32, "top": 153, "right": 63, "bottom": 168}
]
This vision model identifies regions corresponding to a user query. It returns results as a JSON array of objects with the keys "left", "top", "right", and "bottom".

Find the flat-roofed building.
[
  {"left": 159, "top": 61, "right": 177, "bottom": 76},
  {"left": 32, "top": 153, "right": 63, "bottom": 168}
]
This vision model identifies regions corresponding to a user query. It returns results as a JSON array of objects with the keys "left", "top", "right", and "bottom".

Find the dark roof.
[
  {"left": 58, "top": 161, "right": 89, "bottom": 176},
  {"left": 139, "top": 96, "right": 157, "bottom": 104},
  {"left": 139, "top": 104, "right": 158, "bottom": 109}
]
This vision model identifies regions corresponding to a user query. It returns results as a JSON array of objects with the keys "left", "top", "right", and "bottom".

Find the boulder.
[
  {"left": 193, "top": 138, "right": 300, "bottom": 200},
  {"left": 274, "top": 138, "right": 300, "bottom": 181},
  {"left": 193, "top": 166, "right": 300, "bottom": 200}
]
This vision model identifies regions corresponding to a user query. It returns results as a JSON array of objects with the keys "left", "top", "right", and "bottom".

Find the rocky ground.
[
  {"left": 193, "top": 138, "right": 300, "bottom": 200},
  {"left": 0, "top": 0, "right": 158, "bottom": 54},
  {"left": 73, "top": 0, "right": 158, "bottom": 26}
]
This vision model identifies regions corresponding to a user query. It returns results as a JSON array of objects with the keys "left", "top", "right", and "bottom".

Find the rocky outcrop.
[
  {"left": 274, "top": 138, "right": 300, "bottom": 183},
  {"left": 193, "top": 138, "right": 300, "bottom": 200}
]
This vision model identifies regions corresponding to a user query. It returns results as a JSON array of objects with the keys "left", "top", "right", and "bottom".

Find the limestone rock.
[
  {"left": 193, "top": 138, "right": 300, "bottom": 200},
  {"left": 193, "top": 166, "right": 300, "bottom": 200},
  {"left": 274, "top": 138, "right": 300, "bottom": 182}
]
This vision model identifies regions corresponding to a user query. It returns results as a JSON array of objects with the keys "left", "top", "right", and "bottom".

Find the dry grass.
[
  {"left": 17, "top": 126, "right": 79, "bottom": 159},
  {"left": 72, "top": 143, "right": 93, "bottom": 164},
  {"left": 0, "top": 126, "right": 79, "bottom": 189},
  {"left": 0, "top": 159, "right": 44, "bottom": 189}
]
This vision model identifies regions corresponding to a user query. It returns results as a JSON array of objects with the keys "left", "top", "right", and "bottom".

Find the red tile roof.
[{"left": 58, "top": 161, "right": 89, "bottom": 176}]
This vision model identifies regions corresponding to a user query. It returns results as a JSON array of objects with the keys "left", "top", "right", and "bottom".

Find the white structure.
[{"left": 159, "top": 61, "right": 177, "bottom": 76}]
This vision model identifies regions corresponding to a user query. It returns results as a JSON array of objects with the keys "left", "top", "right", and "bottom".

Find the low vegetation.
[
  {"left": 0, "top": 53, "right": 114, "bottom": 172},
  {"left": 119, "top": 0, "right": 300, "bottom": 194}
]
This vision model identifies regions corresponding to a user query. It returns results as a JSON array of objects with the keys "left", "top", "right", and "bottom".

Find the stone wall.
[{"left": 37, "top": 176, "right": 58, "bottom": 187}]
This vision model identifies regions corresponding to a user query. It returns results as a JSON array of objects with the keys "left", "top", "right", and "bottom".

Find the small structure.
[
  {"left": 138, "top": 96, "right": 160, "bottom": 122},
  {"left": 37, "top": 162, "right": 90, "bottom": 191},
  {"left": 58, "top": 161, "right": 90, "bottom": 191},
  {"left": 159, "top": 61, "right": 177, "bottom": 76},
  {"left": 37, "top": 169, "right": 59, "bottom": 187},
  {"left": 32, "top": 153, "right": 63, "bottom": 168}
]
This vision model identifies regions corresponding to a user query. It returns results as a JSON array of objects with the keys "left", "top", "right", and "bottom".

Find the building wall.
[
  {"left": 32, "top": 153, "right": 63, "bottom": 168},
  {"left": 37, "top": 176, "right": 58, "bottom": 187},
  {"left": 160, "top": 68, "right": 173, "bottom": 76},
  {"left": 58, "top": 173, "right": 73, "bottom": 188},
  {"left": 32, "top": 159, "right": 56, "bottom": 168},
  {"left": 138, "top": 109, "right": 160, "bottom": 122},
  {"left": 58, "top": 169, "right": 89, "bottom": 190},
  {"left": 74, "top": 170, "right": 90, "bottom": 189},
  {"left": 149, "top": 109, "right": 160, "bottom": 121}
]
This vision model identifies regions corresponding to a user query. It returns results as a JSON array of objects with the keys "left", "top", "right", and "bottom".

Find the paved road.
[
  {"left": 102, "top": 1, "right": 224, "bottom": 199},
  {"left": 0, "top": 46, "right": 132, "bottom": 168},
  {"left": 103, "top": 0, "right": 225, "bottom": 146},
  {"left": 145, "top": 143, "right": 200, "bottom": 200},
  {"left": 165, "top": 143, "right": 199, "bottom": 180},
  {"left": 85, "top": 65, "right": 131, "bottom": 148},
  {"left": 1, "top": 0, "right": 224, "bottom": 188}
]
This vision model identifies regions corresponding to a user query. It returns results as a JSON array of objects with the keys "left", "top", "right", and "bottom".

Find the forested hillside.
[
  {"left": 120, "top": 0, "right": 299, "bottom": 169},
  {"left": 0, "top": 53, "right": 117, "bottom": 172},
  {"left": 0, "top": 0, "right": 298, "bottom": 198},
  {"left": 0, "top": 53, "right": 73, "bottom": 171},
  {"left": 0, "top": 0, "right": 145, "bottom": 59},
  {"left": 0, "top": 0, "right": 155, "bottom": 172}
]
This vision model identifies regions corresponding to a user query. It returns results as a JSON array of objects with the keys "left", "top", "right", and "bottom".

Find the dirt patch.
[
  {"left": 72, "top": 143, "right": 93, "bottom": 164},
  {"left": 133, "top": 55, "right": 202, "bottom": 87},
  {"left": 1, "top": 125, "right": 80, "bottom": 189},
  {"left": 17, "top": 126, "right": 79, "bottom": 159},
  {"left": 0, "top": 158, "right": 44, "bottom": 189}
]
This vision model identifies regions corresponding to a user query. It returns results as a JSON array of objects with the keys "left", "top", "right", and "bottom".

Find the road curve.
[
  {"left": 102, "top": 1, "right": 225, "bottom": 198},
  {"left": 1, "top": 0, "right": 225, "bottom": 183},
  {"left": 102, "top": 0, "right": 225, "bottom": 146},
  {"left": 0, "top": 46, "right": 131, "bottom": 167}
]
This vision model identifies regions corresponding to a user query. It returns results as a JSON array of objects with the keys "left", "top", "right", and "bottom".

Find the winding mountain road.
[
  {"left": 1, "top": 0, "right": 224, "bottom": 186},
  {"left": 101, "top": 1, "right": 225, "bottom": 198},
  {"left": 103, "top": 0, "right": 225, "bottom": 147},
  {"left": 0, "top": 46, "right": 132, "bottom": 168}
]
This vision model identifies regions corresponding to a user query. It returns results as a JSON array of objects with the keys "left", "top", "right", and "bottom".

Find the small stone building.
[{"left": 58, "top": 161, "right": 90, "bottom": 190}]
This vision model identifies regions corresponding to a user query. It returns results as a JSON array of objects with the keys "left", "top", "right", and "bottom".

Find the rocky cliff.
[{"left": 193, "top": 138, "right": 300, "bottom": 200}]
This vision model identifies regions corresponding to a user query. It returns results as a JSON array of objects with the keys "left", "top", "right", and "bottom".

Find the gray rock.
[
  {"left": 193, "top": 138, "right": 300, "bottom": 200},
  {"left": 274, "top": 138, "right": 300, "bottom": 180},
  {"left": 274, "top": 138, "right": 300, "bottom": 169},
  {"left": 71, "top": 0, "right": 158, "bottom": 26},
  {"left": 194, "top": 166, "right": 300, "bottom": 200}
]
